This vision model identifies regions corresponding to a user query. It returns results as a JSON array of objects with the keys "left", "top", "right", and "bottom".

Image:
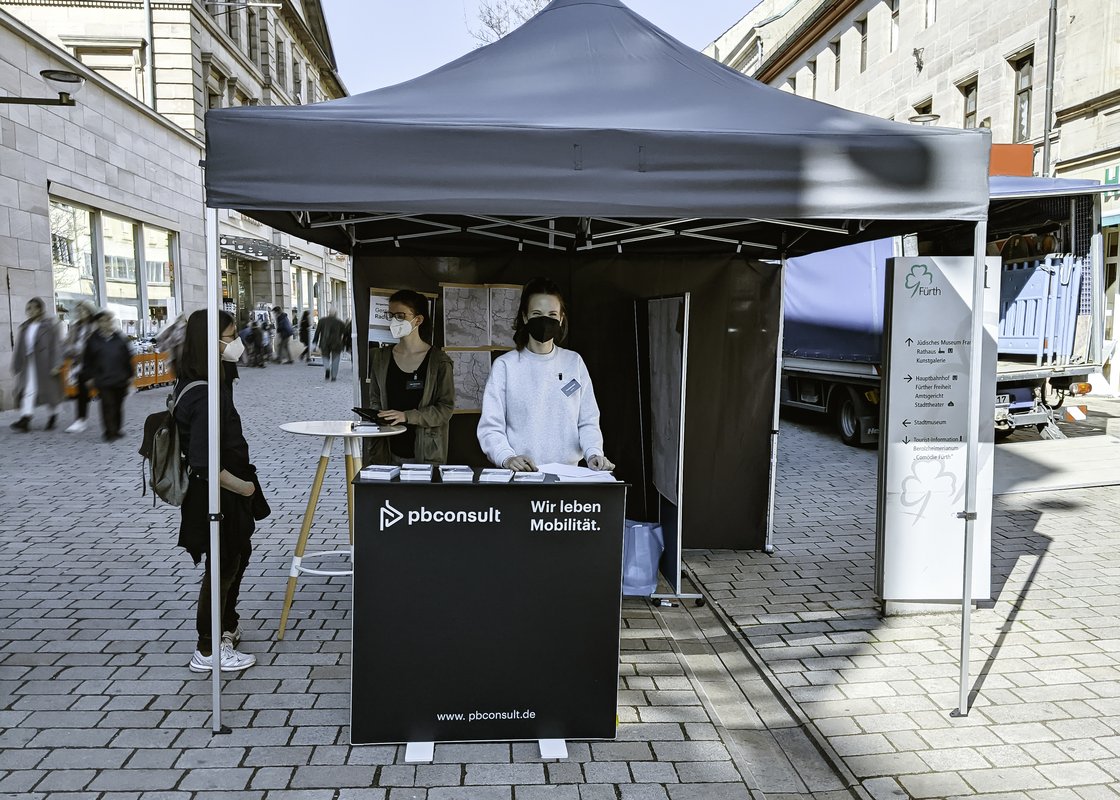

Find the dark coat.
[
  {"left": 82, "top": 332, "right": 133, "bottom": 389},
  {"left": 313, "top": 314, "right": 346, "bottom": 355},
  {"left": 12, "top": 317, "right": 63, "bottom": 406},
  {"left": 299, "top": 316, "right": 311, "bottom": 345},
  {"left": 276, "top": 312, "right": 294, "bottom": 339}
]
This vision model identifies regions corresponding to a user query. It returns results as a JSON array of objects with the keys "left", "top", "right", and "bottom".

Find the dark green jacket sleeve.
[{"left": 404, "top": 350, "right": 454, "bottom": 429}]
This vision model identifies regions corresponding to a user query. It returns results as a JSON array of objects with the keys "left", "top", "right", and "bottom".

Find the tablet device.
[{"left": 352, "top": 407, "right": 381, "bottom": 423}]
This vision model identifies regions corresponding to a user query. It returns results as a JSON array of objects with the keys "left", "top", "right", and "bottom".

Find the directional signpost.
[{"left": 877, "top": 256, "right": 999, "bottom": 603}]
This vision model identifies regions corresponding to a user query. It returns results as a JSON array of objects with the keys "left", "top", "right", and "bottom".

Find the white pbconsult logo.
[{"left": 380, "top": 500, "right": 404, "bottom": 530}]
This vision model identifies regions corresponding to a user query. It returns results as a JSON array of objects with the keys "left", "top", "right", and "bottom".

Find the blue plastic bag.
[{"left": 622, "top": 519, "right": 664, "bottom": 597}]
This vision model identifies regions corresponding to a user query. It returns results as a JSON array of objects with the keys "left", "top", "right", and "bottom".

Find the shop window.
[
  {"left": 276, "top": 37, "right": 287, "bottom": 88},
  {"left": 50, "top": 200, "right": 98, "bottom": 319},
  {"left": 227, "top": 7, "right": 241, "bottom": 47},
  {"left": 890, "top": 0, "right": 899, "bottom": 53},
  {"left": 961, "top": 80, "right": 978, "bottom": 128},
  {"left": 102, "top": 215, "right": 142, "bottom": 337},
  {"left": 63, "top": 38, "right": 145, "bottom": 101},
  {"left": 247, "top": 8, "right": 260, "bottom": 65},
  {"left": 856, "top": 18, "right": 867, "bottom": 73},
  {"left": 144, "top": 226, "right": 178, "bottom": 334},
  {"left": 1014, "top": 53, "right": 1033, "bottom": 142},
  {"left": 831, "top": 39, "right": 841, "bottom": 91}
]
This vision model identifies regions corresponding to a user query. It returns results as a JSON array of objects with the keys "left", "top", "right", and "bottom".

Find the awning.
[{"left": 218, "top": 234, "right": 300, "bottom": 261}]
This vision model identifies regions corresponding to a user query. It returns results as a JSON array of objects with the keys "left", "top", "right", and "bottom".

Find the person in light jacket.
[
  {"left": 477, "top": 277, "right": 614, "bottom": 472},
  {"left": 10, "top": 297, "right": 64, "bottom": 433},
  {"left": 366, "top": 290, "right": 455, "bottom": 464}
]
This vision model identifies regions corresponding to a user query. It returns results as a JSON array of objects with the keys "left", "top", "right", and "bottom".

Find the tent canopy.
[{"left": 204, "top": 0, "right": 990, "bottom": 257}]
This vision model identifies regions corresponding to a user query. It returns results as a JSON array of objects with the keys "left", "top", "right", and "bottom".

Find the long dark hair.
[
  {"left": 177, "top": 309, "right": 234, "bottom": 383},
  {"left": 512, "top": 277, "right": 569, "bottom": 351},
  {"left": 388, "top": 289, "right": 433, "bottom": 343}
]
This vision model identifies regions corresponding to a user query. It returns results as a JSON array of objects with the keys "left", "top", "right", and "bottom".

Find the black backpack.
[{"left": 139, "top": 381, "right": 205, "bottom": 506}]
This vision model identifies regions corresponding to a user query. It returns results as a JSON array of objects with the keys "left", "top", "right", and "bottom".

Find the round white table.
[{"left": 277, "top": 420, "right": 404, "bottom": 640}]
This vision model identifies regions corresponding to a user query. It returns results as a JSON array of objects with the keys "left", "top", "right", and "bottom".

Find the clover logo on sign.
[
  {"left": 899, "top": 460, "right": 957, "bottom": 521},
  {"left": 905, "top": 264, "right": 934, "bottom": 298}
]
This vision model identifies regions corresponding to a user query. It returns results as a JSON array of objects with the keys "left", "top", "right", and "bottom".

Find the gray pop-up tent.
[{"left": 200, "top": 0, "right": 992, "bottom": 728}]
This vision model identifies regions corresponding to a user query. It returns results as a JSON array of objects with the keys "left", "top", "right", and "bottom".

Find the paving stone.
[
  {"left": 87, "top": 769, "right": 186, "bottom": 792},
  {"left": 250, "top": 767, "right": 295, "bottom": 790},
  {"left": 177, "top": 768, "right": 255, "bottom": 791},
  {"left": 291, "top": 766, "right": 376, "bottom": 789},
  {"left": 427, "top": 789, "right": 510, "bottom": 800},
  {"left": 462, "top": 764, "right": 545, "bottom": 785}
]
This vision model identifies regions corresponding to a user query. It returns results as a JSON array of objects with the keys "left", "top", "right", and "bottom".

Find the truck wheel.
[{"left": 834, "top": 388, "right": 867, "bottom": 447}]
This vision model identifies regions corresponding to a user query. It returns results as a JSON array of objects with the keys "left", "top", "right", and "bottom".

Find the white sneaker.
[
  {"left": 189, "top": 643, "right": 256, "bottom": 673},
  {"left": 221, "top": 626, "right": 242, "bottom": 649},
  {"left": 65, "top": 418, "right": 87, "bottom": 433}
]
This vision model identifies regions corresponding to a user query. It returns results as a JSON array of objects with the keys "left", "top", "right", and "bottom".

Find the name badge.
[
  {"left": 561, "top": 378, "right": 581, "bottom": 397},
  {"left": 406, "top": 379, "right": 424, "bottom": 391}
]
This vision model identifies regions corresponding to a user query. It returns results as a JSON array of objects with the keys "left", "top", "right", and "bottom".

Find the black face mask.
[{"left": 526, "top": 316, "right": 561, "bottom": 344}]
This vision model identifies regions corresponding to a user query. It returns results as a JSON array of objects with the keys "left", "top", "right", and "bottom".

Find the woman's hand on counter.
[
  {"left": 587, "top": 454, "right": 615, "bottom": 472},
  {"left": 503, "top": 455, "right": 537, "bottom": 472}
]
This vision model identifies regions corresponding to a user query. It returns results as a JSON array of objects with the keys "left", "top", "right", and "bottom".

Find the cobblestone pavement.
[
  {"left": 0, "top": 357, "right": 857, "bottom": 800},
  {"left": 686, "top": 405, "right": 1120, "bottom": 800}
]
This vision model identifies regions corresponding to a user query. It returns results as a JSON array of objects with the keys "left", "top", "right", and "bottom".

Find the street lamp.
[{"left": 0, "top": 69, "right": 86, "bottom": 106}]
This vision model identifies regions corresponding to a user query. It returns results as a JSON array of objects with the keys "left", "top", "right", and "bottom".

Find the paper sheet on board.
[{"left": 537, "top": 463, "right": 618, "bottom": 483}]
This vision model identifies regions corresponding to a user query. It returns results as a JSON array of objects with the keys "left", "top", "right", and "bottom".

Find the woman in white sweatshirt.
[{"left": 477, "top": 278, "right": 615, "bottom": 473}]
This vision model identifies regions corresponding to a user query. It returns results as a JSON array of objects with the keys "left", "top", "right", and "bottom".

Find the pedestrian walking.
[
  {"left": 174, "top": 309, "right": 260, "bottom": 674},
  {"left": 63, "top": 299, "right": 99, "bottom": 433},
  {"left": 273, "top": 306, "right": 294, "bottom": 364},
  {"left": 81, "top": 311, "right": 134, "bottom": 441},
  {"left": 313, "top": 309, "right": 345, "bottom": 381},
  {"left": 298, "top": 311, "right": 311, "bottom": 361},
  {"left": 10, "top": 297, "right": 63, "bottom": 432},
  {"left": 154, "top": 312, "right": 188, "bottom": 375},
  {"left": 249, "top": 320, "right": 266, "bottom": 368}
]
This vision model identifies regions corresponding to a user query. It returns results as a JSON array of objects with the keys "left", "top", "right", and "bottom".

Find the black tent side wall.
[{"left": 351, "top": 253, "right": 779, "bottom": 551}]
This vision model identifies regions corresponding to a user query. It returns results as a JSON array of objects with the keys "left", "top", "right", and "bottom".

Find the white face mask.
[
  {"left": 221, "top": 336, "right": 245, "bottom": 363},
  {"left": 389, "top": 318, "right": 414, "bottom": 339}
]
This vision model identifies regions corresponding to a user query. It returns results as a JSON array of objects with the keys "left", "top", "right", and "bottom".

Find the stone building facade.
[
  {"left": 1, "top": 8, "right": 205, "bottom": 409},
  {"left": 707, "top": 0, "right": 1120, "bottom": 385},
  {"left": 1, "top": 0, "right": 353, "bottom": 343}
]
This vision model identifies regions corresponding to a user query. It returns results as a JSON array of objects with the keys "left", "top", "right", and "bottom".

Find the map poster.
[
  {"left": 442, "top": 285, "right": 489, "bottom": 347},
  {"left": 488, "top": 285, "right": 521, "bottom": 349},
  {"left": 447, "top": 350, "right": 491, "bottom": 413}
]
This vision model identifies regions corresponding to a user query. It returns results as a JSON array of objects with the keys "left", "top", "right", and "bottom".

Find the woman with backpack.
[{"left": 174, "top": 309, "right": 261, "bottom": 674}]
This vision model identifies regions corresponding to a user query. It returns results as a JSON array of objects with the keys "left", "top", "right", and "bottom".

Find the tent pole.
[
  {"left": 764, "top": 261, "right": 785, "bottom": 554},
  {"left": 955, "top": 219, "right": 987, "bottom": 717},
  {"left": 205, "top": 207, "right": 226, "bottom": 733}
]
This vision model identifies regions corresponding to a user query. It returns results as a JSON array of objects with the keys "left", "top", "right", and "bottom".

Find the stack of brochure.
[
  {"left": 400, "top": 464, "right": 434, "bottom": 482},
  {"left": 359, "top": 465, "right": 400, "bottom": 481},
  {"left": 479, "top": 468, "right": 514, "bottom": 483},
  {"left": 439, "top": 465, "right": 475, "bottom": 483},
  {"left": 512, "top": 471, "right": 546, "bottom": 482}
]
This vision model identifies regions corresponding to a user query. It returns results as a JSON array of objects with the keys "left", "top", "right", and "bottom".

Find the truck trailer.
[{"left": 781, "top": 177, "right": 1108, "bottom": 445}]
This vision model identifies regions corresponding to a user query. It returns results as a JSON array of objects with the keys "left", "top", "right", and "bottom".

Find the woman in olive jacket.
[{"left": 366, "top": 290, "right": 454, "bottom": 465}]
